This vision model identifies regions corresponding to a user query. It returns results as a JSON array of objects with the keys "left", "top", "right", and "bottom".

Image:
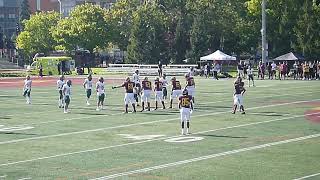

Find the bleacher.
[{"left": 106, "top": 64, "right": 198, "bottom": 76}]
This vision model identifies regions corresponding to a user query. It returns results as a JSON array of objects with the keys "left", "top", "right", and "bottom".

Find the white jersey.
[
  {"left": 248, "top": 69, "right": 253, "bottom": 75},
  {"left": 24, "top": 80, "right": 32, "bottom": 90},
  {"left": 57, "top": 80, "right": 65, "bottom": 90},
  {"left": 83, "top": 79, "right": 93, "bottom": 90},
  {"left": 96, "top": 81, "right": 105, "bottom": 95},
  {"left": 62, "top": 84, "right": 71, "bottom": 96},
  {"left": 271, "top": 63, "right": 277, "bottom": 71},
  {"left": 160, "top": 78, "right": 168, "bottom": 88},
  {"left": 133, "top": 73, "right": 140, "bottom": 84}
]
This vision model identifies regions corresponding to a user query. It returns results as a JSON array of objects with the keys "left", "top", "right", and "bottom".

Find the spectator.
[
  {"left": 293, "top": 61, "right": 299, "bottom": 80},
  {"left": 267, "top": 62, "right": 272, "bottom": 79},
  {"left": 309, "top": 61, "right": 315, "bottom": 80},
  {"left": 237, "top": 62, "right": 244, "bottom": 78},
  {"left": 39, "top": 63, "right": 43, "bottom": 77},
  {"left": 271, "top": 61, "right": 277, "bottom": 80},
  {"left": 213, "top": 62, "right": 220, "bottom": 80},
  {"left": 258, "top": 61, "right": 265, "bottom": 80},
  {"left": 298, "top": 62, "right": 303, "bottom": 79},
  {"left": 303, "top": 62, "right": 310, "bottom": 80},
  {"left": 317, "top": 61, "right": 320, "bottom": 80}
]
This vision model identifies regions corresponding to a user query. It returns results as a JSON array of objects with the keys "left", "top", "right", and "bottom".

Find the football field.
[{"left": 0, "top": 76, "right": 320, "bottom": 180}]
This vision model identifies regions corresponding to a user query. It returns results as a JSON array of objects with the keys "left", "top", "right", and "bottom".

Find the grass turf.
[{"left": 0, "top": 77, "right": 319, "bottom": 180}]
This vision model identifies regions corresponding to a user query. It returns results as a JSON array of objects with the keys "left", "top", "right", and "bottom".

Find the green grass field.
[{"left": 0, "top": 77, "right": 320, "bottom": 180}]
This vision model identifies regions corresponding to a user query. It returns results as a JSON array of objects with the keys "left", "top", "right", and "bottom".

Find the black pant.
[{"left": 213, "top": 71, "right": 219, "bottom": 80}]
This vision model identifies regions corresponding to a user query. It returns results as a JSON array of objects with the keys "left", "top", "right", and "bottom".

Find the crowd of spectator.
[{"left": 237, "top": 61, "right": 320, "bottom": 81}]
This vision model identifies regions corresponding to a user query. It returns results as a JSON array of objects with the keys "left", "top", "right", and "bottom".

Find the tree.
[
  {"left": 53, "top": 4, "right": 110, "bottom": 53},
  {"left": 20, "top": 0, "right": 31, "bottom": 30},
  {"left": 127, "top": 2, "right": 168, "bottom": 64},
  {"left": 107, "top": 0, "right": 141, "bottom": 50},
  {"left": 16, "top": 12, "right": 60, "bottom": 61}
]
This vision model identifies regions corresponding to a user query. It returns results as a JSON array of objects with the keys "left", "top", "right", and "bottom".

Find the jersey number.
[
  {"left": 128, "top": 83, "right": 133, "bottom": 90},
  {"left": 181, "top": 98, "right": 190, "bottom": 107}
]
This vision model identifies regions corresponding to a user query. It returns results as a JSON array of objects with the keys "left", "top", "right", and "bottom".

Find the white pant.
[
  {"left": 180, "top": 107, "right": 191, "bottom": 122},
  {"left": 233, "top": 94, "right": 243, "bottom": 106},
  {"left": 124, "top": 93, "right": 135, "bottom": 105},
  {"left": 186, "top": 86, "right": 195, "bottom": 97},
  {"left": 141, "top": 90, "right": 152, "bottom": 102},
  {"left": 171, "top": 90, "right": 182, "bottom": 100},
  {"left": 155, "top": 91, "right": 163, "bottom": 102}
]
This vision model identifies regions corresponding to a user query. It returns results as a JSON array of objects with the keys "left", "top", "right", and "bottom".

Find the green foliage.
[
  {"left": 16, "top": 12, "right": 60, "bottom": 60},
  {"left": 53, "top": 4, "right": 110, "bottom": 53},
  {"left": 20, "top": 0, "right": 31, "bottom": 27},
  {"left": 127, "top": 2, "right": 168, "bottom": 64}
]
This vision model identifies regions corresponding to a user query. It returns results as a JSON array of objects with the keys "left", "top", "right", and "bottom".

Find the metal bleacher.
[{"left": 106, "top": 64, "right": 198, "bottom": 76}]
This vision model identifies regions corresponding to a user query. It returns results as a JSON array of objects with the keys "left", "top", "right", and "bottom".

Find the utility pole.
[
  {"left": 261, "top": 0, "right": 267, "bottom": 64},
  {"left": 57, "top": 0, "right": 62, "bottom": 18}
]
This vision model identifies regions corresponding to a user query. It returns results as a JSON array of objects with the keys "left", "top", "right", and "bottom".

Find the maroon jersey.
[
  {"left": 172, "top": 80, "right": 181, "bottom": 90},
  {"left": 179, "top": 95, "right": 193, "bottom": 108},
  {"left": 234, "top": 82, "right": 245, "bottom": 95},
  {"left": 154, "top": 81, "right": 163, "bottom": 91},
  {"left": 142, "top": 80, "right": 152, "bottom": 90},
  {"left": 122, "top": 81, "right": 135, "bottom": 93},
  {"left": 186, "top": 77, "right": 195, "bottom": 86}
]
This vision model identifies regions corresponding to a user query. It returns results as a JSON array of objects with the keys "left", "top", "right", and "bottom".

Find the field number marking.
[
  {"left": 119, "top": 134, "right": 165, "bottom": 140},
  {"left": 0, "top": 125, "right": 34, "bottom": 132},
  {"left": 165, "top": 136, "right": 204, "bottom": 143}
]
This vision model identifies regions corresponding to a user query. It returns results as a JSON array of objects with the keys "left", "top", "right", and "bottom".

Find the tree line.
[{"left": 16, "top": 0, "right": 320, "bottom": 64}]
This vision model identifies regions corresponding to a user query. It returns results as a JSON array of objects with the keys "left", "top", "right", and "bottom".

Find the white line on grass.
[
  {"left": 90, "top": 133, "right": 320, "bottom": 180},
  {"left": 0, "top": 111, "right": 319, "bottom": 167},
  {"left": 0, "top": 99, "right": 318, "bottom": 146},
  {"left": 293, "top": 173, "right": 320, "bottom": 180}
]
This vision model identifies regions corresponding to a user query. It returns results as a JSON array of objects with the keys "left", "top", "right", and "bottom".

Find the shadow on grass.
[
  {"left": 249, "top": 112, "right": 284, "bottom": 117},
  {"left": 199, "top": 134, "right": 248, "bottom": 139},
  {"left": 0, "top": 117, "right": 11, "bottom": 120},
  {"left": 0, "top": 132, "right": 37, "bottom": 136}
]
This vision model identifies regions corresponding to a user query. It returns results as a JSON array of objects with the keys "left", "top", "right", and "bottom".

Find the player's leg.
[
  {"left": 232, "top": 95, "right": 238, "bottom": 114},
  {"left": 186, "top": 109, "right": 191, "bottom": 134},
  {"left": 180, "top": 109, "right": 185, "bottom": 135},
  {"left": 141, "top": 92, "right": 146, "bottom": 112},
  {"left": 86, "top": 89, "right": 91, "bottom": 105},
  {"left": 64, "top": 96, "right": 70, "bottom": 113},
  {"left": 159, "top": 91, "right": 165, "bottom": 109},
  {"left": 100, "top": 94, "right": 105, "bottom": 110},
  {"left": 239, "top": 95, "right": 245, "bottom": 114}
]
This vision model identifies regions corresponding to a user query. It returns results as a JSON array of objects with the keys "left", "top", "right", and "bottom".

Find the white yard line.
[
  {"left": 0, "top": 111, "right": 319, "bottom": 168},
  {"left": 90, "top": 134, "right": 320, "bottom": 180},
  {"left": 0, "top": 99, "right": 318, "bottom": 146},
  {"left": 293, "top": 173, "right": 320, "bottom": 180}
]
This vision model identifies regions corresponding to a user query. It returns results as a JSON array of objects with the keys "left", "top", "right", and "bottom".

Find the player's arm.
[
  {"left": 112, "top": 83, "right": 124, "bottom": 89},
  {"left": 83, "top": 80, "right": 87, "bottom": 89},
  {"left": 241, "top": 88, "right": 246, "bottom": 95}
]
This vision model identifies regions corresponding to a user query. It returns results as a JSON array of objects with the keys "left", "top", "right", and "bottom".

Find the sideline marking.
[
  {"left": 0, "top": 111, "right": 319, "bottom": 167},
  {"left": 293, "top": 173, "right": 320, "bottom": 180},
  {"left": 90, "top": 134, "right": 320, "bottom": 180},
  {"left": 0, "top": 99, "right": 319, "bottom": 146}
]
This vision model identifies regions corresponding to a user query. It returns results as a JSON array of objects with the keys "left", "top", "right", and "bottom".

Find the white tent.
[{"left": 200, "top": 50, "right": 236, "bottom": 61}]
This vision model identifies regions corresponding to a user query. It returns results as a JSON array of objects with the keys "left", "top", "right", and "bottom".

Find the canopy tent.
[
  {"left": 273, "top": 52, "right": 304, "bottom": 61},
  {"left": 200, "top": 50, "right": 236, "bottom": 61}
]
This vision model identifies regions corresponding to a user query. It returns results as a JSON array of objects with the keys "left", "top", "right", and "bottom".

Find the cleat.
[
  {"left": 241, "top": 112, "right": 246, "bottom": 114},
  {"left": 96, "top": 108, "right": 100, "bottom": 111}
]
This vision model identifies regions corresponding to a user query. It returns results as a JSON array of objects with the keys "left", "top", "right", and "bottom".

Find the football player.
[
  {"left": 96, "top": 77, "right": 105, "bottom": 111},
  {"left": 154, "top": 77, "right": 165, "bottom": 110},
  {"left": 113, "top": 77, "right": 137, "bottom": 113},
  {"left": 160, "top": 74, "right": 168, "bottom": 101},
  {"left": 232, "top": 77, "right": 246, "bottom": 114},
  {"left": 185, "top": 73, "right": 196, "bottom": 103},
  {"left": 57, "top": 75, "right": 65, "bottom": 108},
  {"left": 179, "top": 89, "right": 193, "bottom": 135},
  {"left": 83, "top": 74, "right": 93, "bottom": 106},
  {"left": 23, "top": 75, "right": 32, "bottom": 104},
  {"left": 62, "top": 80, "right": 72, "bottom": 113},
  {"left": 133, "top": 70, "right": 141, "bottom": 106},
  {"left": 169, "top": 77, "right": 182, "bottom": 108},
  {"left": 247, "top": 66, "right": 255, "bottom": 87},
  {"left": 141, "top": 77, "right": 152, "bottom": 111}
]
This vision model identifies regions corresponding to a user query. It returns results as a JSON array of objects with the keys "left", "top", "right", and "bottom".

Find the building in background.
[
  {"left": 59, "top": 0, "right": 117, "bottom": 17},
  {"left": 28, "top": 0, "right": 59, "bottom": 13},
  {"left": 0, "top": 0, "right": 20, "bottom": 37}
]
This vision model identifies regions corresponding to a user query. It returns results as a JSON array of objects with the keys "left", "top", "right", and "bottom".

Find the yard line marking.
[
  {"left": 17, "top": 178, "right": 32, "bottom": 180},
  {"left": 0, "top": 111, "right": 319, "bottom": 167},
  {"left": 0, "top": 99, "right": 318, "bottom": 146},
  {"left": 90, "top": 133, "right": 320, "bottom": 180},
  {"left": 293, "top": 173, "right": 320, "bottom": 180}
]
